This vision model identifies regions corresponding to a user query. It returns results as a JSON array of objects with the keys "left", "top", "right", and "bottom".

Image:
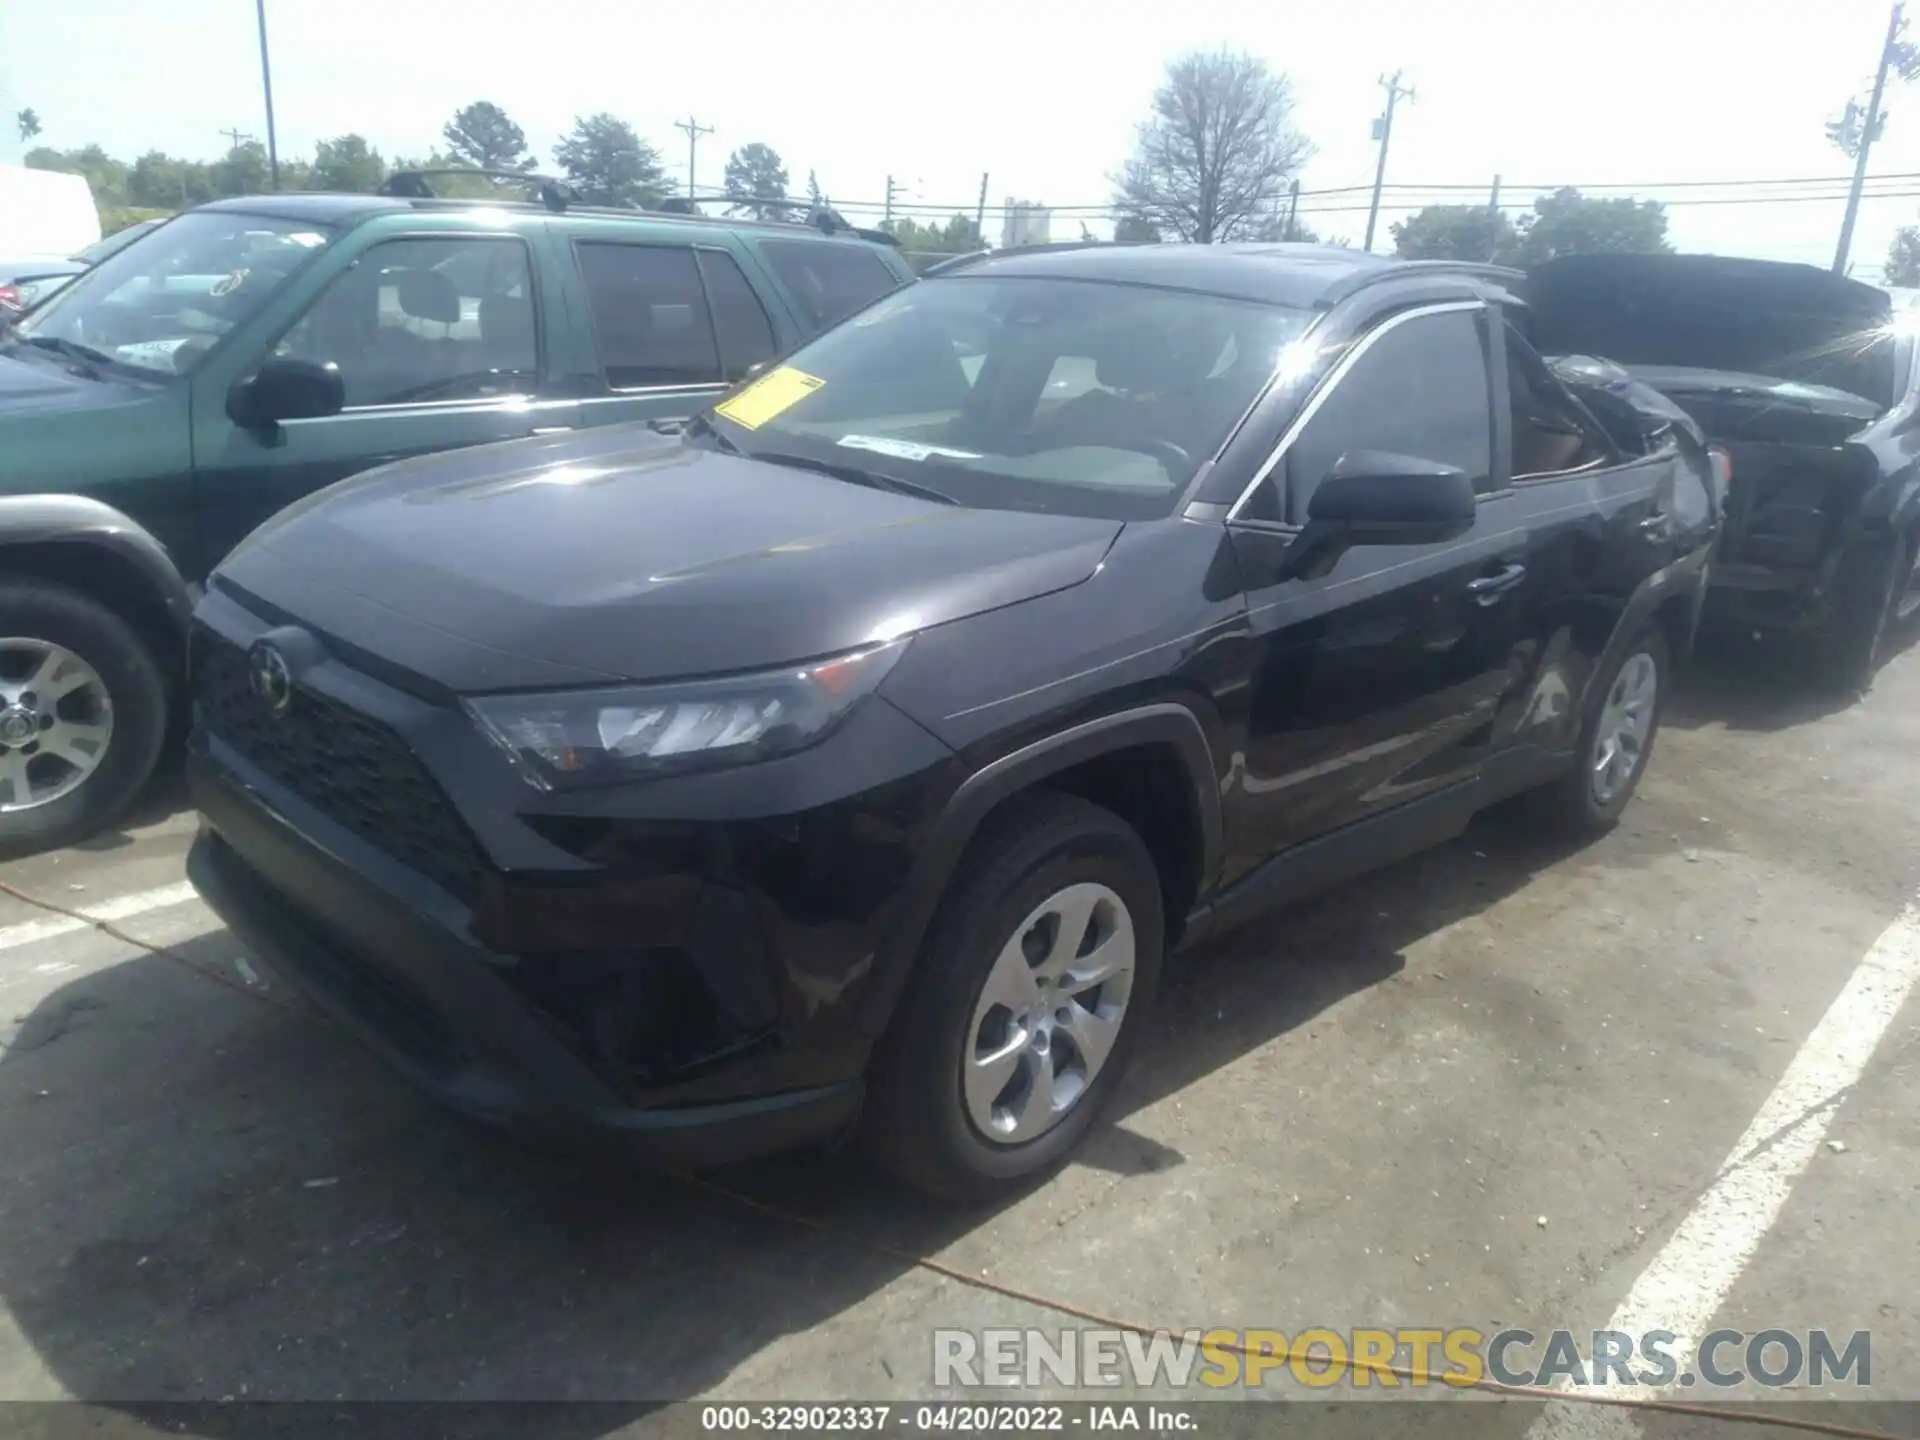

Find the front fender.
[
  {"left": 853, "top": 702, "right": 1222, "bottom": 1037},
  {"left": 0, "top": 493, "right": 192, "bottom": 658}
]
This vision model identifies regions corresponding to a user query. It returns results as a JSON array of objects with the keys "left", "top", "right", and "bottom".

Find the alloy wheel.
[
  {"left": 0, "top": 638, "right": 114, "bottom": 812},
  {"left": 962, "top": 881, "right": 1137, "bottom": 1145},
  {"left": 1591, "top": 650, "right": 1658, "bottom": 808}
]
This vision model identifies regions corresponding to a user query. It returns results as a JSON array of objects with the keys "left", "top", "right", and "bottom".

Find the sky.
[{"left": 9, "top": 0, "right": 1920, "bottom": 277}]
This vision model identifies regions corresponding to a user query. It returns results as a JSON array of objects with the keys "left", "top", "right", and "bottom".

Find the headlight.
[{"left": 465, "top": 638, "right": 909, "bottom": 789}]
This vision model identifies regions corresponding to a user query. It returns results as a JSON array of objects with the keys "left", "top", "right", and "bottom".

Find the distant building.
[{"left": 1001, "top": 199, "right": 1051, "bottom": 249}]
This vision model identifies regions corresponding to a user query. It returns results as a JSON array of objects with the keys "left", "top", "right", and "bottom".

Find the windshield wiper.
[
  {"left": 750, "top": 450, "right": 959, "bottom": 505},
  {"left": 18, "top": 334, "right": 119, "bottom": 370},
  {"left": 8, "top": 336, "right": 130, "bottom": 380},
  {"left": 680, "top": 411, "right": 738, "bottom": 453}
]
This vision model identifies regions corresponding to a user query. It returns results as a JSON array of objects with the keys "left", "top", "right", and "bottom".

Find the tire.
[
  {"left": 0, "top": 579, "right": 169, "bottom": 852},
  {"left": 1526, "top": 628, "right": 1670, "bottom": 837},
  {"left": 1810, "top": 533, "right": 1911, "bottom": 696},
  {"left": 863, "top": 792, "right": 1166, "bottom": 1205}
]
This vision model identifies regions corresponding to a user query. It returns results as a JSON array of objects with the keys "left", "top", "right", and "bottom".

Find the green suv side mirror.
[{"left": 228, "top": 357, "right": 347, "bottom": 429}]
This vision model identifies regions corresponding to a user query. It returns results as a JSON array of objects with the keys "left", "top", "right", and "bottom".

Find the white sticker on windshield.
[
  {"left": 837, "top": 435, "right": 981, "bottom": 463},
  {"left": 114, "top": 338, "right": 193, "bottom": 366}
]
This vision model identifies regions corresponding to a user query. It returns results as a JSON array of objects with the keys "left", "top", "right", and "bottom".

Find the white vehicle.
[{"left": 0, "top": 164, "right": 101, "bottom": 264}]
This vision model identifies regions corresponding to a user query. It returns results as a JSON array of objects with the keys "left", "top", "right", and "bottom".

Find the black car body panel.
[
  {"left": 218, "top": 426, "right": 1123, "bottom": 688},
  {"left": 186, "top": 243, "right": 1719, "bottom": 1163},
  {"left": 1526, "top": 253, "right": 1920, "bottom": 635}
]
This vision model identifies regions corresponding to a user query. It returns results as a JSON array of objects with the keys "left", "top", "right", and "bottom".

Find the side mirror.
[
  {"left": 227, "top": 356, "right": 345, "bottom": 428},
  {"left": 1306, "top": 450, "right": 1478, "bottom": 547}
]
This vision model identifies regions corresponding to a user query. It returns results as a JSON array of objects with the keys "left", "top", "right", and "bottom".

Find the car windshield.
[
  {"left": 71, "top": 219, "right": 162, "bottom": 266},
  {"left": 8, "top": 211, "right": 336, "bottom": 378},
  {"left": 705, "top": 275, "right": 1314, "bottom": 519}
]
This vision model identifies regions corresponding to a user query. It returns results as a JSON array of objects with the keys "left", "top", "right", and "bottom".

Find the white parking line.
[
  {"left": 0, "top": 881, "right": 201, "bottom": 954},
  {"left": 1526, "top": 897, "right": 1920, "bottom": 1438}
]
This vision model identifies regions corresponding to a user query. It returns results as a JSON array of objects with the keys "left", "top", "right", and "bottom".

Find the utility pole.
[
  {"left": 219, "top": 128, "right": 258, "bottom": 194},
  {"left": 1488, "top": 174, "right": 1501, "bottom": 212},
  {"left": 884, "top": 175, "right": 899, "bottom": 227},
  {"left": 674, "top": 116, "right": 714, "bottom": 200},
  {"left": 975, "top": 172, "right": 989, "bottom": 244},
  {"left": 1284, "top": 178, "right": 1300, "bottom": 240},
  {"left": 1835, "top": 1, "right": 1905, "bottom": 274},
  {"left": 255, "top": 0, "right": 281, "bottom": 190},
  {"left": 1362, "top": 70, "right": 1415, "bottom": 253}
]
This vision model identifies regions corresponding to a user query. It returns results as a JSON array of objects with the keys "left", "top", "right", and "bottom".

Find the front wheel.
[
  {"left": 1526, "top": 629, "right": 1669, "bottom": 837},
  {"left": 0, "top": 580, "right": 169, "bottom": 853},
  {"left": 863, "top": 793, "right": 1165, "bottom": 1204}
]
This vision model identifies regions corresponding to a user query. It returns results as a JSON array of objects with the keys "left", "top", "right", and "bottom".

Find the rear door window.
[
  {"left": 695, "top": 249, "right": 777, "bottom": 381},
  {"left": 757, "top": 238, "right": 901, "bottom": 331},
  {"left": 575, "top": 242, "right": 722, "bottom": 389}
]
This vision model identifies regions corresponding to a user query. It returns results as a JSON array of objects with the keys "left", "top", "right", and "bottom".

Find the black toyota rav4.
[{"left": 187, "top": 244, "right": 1719, "bottom": 1201}]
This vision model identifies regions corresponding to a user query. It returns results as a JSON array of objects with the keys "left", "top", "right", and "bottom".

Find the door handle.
[
  {"left": 1467, "top": 563, "right": 1527, "bottom": 605},
  {"left": 530, "top": 425, "right": 573, "bottom": 436},
  {"left": 1638, "top": 512, "right": 1672, "bottom": 540}
]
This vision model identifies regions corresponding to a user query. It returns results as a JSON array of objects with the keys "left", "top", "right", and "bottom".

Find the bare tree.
[{"left": 1113, "top": 50, "right": 1313, "bottom": 243}]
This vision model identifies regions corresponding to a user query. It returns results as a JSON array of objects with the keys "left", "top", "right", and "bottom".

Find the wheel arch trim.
[
  {"left": 0, "top": 495, "right": 193, "bottom": 664},
  {"left": 855, "top": 702, "right": 1222, "bottom": 1037}
]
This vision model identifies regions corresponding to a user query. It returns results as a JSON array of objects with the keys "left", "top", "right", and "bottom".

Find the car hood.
[
  {"left": 0, "top": 348, "right": 157, "bottom": 416},
  {"left": 217, "top": 427, "right": 1124, "bottom": 691},
  {"left": 1525, "top": 254, "right": 1898, "bottom": 413}
]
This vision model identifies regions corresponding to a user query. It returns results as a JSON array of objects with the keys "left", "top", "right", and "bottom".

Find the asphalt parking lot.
[{"left": 0, "top": 634, "right": 1915, "bottom": 1439}]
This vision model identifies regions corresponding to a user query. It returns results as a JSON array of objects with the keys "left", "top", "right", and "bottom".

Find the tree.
[
  {"left": 212, "top": 140, "right": 271, "bottom": 198},
  {"left": 312, "top": 134, "right": 385, "bottom": 193},
  {"left": 722, "top": 142, "right": 789, "bottom": 218},
  {"left": 553, "top": 114, "right": 665, "bottom": 207},
  {"left": 16, "top": 108, "right": 39, "bottom": 143},
  {"left": 1509, "top": 187, "right": 1671, "bottom": 264},
  {"left": 1113, "top": 49, "right": 1312, "bottom": 243},
  {"left": 128, "top": 150, "right": 216, "bottom": 208},
  {"left": 443, "top": 101, "right": 534, "bottom": 174},
  {"left": 25, "top": 144, "right": 128, "bottom": 206},
  {"left": 890, "top": 214, "right": 982, "bottom": 255},
  {"left": 1888, "top": 226, "right": 1920, "bottom": 286},
  {"left": 1392, "top": 204, "right": 1517, "bottom": 262},
  {"left": 1114, "top": 212, "right": 1161, "bottom": 243}
]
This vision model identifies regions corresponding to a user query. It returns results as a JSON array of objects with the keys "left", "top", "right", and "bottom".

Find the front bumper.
[{"left": 187, "top": 748, "right": 862, "bottom": 1169}]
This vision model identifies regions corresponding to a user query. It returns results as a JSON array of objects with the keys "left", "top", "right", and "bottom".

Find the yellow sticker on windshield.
[{"left": 714, "top": 366, "right": 826, "bottom": 430}]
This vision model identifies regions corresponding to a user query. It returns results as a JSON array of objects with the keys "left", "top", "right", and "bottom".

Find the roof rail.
[
  {"left": 918, "top": 238, "right": 1154, "bottom": 278},
  {"left": 375, "top": 173, "right": 905, "bottom": 246},
  {"left": 1316, "top": 256, "right": 1528, "bottom": 308},
  {"left": 379, "top": 168, "right": 578, "bottom": 214},
  {"left": 704, "top": 195, "right": 901, "bottom": 247}
]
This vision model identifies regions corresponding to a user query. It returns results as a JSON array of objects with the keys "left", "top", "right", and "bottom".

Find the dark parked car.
[
  {"left": 1527, "top": 253, "right": 1920, "bottom": 690},
  {"left": 185, "top": 244, "right": 1719, "bottom": 1201},
  {"left": 0, "top": 176, "right": 913, "bottom": 849}
]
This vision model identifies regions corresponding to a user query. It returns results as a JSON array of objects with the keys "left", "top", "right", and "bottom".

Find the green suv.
[{"left": 0, "top": 175, "right": 915, "bottom": 848}]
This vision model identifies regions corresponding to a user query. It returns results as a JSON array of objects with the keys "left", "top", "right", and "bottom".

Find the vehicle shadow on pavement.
[
  {"left": 1666, "top": 624, "right": 1919, "bottom": 735},
  {"left": 0, "top": 810, "right": 1607, "bottom": 1429}
]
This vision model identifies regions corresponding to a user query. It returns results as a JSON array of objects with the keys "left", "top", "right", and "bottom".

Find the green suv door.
[{"left": 190, "top": 218, "right": 582, "bottom": 561}]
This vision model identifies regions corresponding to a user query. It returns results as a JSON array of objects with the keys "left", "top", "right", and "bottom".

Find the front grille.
[{"left": 194, "top": 626, "right": 490, "bottom": 905}]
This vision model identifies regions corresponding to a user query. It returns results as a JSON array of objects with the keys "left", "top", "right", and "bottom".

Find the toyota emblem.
[{"left": 248, "top": 641, "right": 295, "bottom": 718}]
